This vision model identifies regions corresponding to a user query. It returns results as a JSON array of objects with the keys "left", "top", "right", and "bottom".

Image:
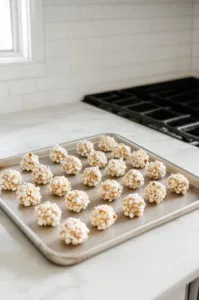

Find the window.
[
  {"left": 0, "top": 0, "right": 43, "bottom": 64},
  {"left": 0, "top": 1, "right": 13, "bottom": 51}
]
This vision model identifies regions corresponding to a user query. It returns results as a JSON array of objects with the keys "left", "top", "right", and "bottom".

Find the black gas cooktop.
[{"left": 82, "top": 77, "right": 199, "bottom": 147}]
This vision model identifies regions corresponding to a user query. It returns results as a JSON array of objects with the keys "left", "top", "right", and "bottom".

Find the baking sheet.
[{"left": 0, "top": 133, "right": 199, "bottom": 266}]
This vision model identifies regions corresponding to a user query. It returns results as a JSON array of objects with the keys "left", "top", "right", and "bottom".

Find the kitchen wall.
[
  {"left": 193, "top": 0, "right": 199, "bottom": 77},
  {"left": 0, "top": 0, "right": 194, "bottom": 113}
]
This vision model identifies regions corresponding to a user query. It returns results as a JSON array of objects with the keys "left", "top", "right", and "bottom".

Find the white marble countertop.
[{"left": 0, "top": 102, "right": 199, "bottom": 300}]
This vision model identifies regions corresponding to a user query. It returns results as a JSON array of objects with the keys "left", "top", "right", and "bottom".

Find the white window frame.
[{"left": 0, "top": 0, "right": 43, "bottom": 64}]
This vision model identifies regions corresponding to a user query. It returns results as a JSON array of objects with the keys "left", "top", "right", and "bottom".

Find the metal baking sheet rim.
[
  {"left": 1, "top": 199, "right": 199, "bottom": 266},
  {"left": 0, "top": 133, "right": 199, "bottom": 266}
]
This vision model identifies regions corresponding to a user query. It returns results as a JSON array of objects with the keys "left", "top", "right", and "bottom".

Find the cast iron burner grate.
[{"left": 82, "top": 77, "right": 199, "bottom": 147}]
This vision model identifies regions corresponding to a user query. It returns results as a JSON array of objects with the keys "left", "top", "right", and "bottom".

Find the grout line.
[{"left": 44, "top": 15, "right": 193, "bottom": 24}]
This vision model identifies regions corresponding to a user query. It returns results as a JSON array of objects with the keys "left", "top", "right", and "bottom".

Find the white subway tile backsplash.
[
  {"left": 68, "top": 21, "right": 103, "bottom": 38},
  {"left": 23, "top": 89, "right": 73, "bottom": 110},
  {"left": 0, "top": 95, "right": 23, "bottom": 113},
  {"left": 100, "top": 59, "right": 190, "bottom": 83},
  {"left": 44, "top": 5, "right": 80, "bottom": 22},
  {"left": 46, "top": 19, "right": 151, "bottom": 41},
  {"left": 131, "top": 31, "right": 192, "bottom": 48},
  {"left": 152, "top": 17, "right": 192, "bottom": 32},
  {"left": 36, "top": 75, "right": 71, "bottom": 91},
  {"left": 80, "top": 5, "right": 104, "bottom": 20},
  {"left": 193, "top": 18, "right": 199, "bottom": 29},
  {"left": 102, "top": 45, "right": 191, "bottom": 68},
  {"left": 99, "top": 19, "right": 151, "bottom": 36},
  {"left": 9, "top": 79, "right": 36, "bottom": 95},
  {"left": 0, "top": 82, "right": 9, "bottom": 97},
  {"left": 36, "top": 77, "right": 56, "bottom": 91},
  {"left": 23, "top": 92, "right": 51, "bottom": 110},
  {"left": 81, "top": 4, "right": 133, "bottom": 20},
  {"left": 44, "top": 58, "right": 71, "bottom": 75},
  {"left": 192, "top": 58, "right": 199, "bottom": 75},
  {"left": 22, "top": 63, "right": 45, "bottom": 78},
  {"left": 45, "top": 36, "right": 133, "bottom": 59},
  {"left": 193, "top": 3, "right": 199, "bottom": 14},
  {"left": 0, "top": 66, "right": 22, "bottom": 82},
  {"left": 193, "top": 44, "right": 199, "bottom": 57},
  {"left": 193, "top": 1, "right": 199, "bottom": 76},
  {"left": 193, "top": 31, "right": 199, "bottom": 44},
  {"left": 103, "top": 4, "right": 192, "bottom": 19},
  {"left": 45, "top": 23, "right": 71, "bottom": 40},
  {"left": 45, "top": 31, "right": 192, "bottom": 60},
  {"left": 44, "top": 0, "right": 193, "bottom": 5},
  {"left": 0, "top": 0, "right": 196, "bottom": 114}
]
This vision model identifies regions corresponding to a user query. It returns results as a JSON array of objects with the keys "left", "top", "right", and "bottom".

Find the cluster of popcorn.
[
  {"left": 106, "top": 159, "right": 127, "bottom": 177},
  {"left": 113, "top": 143, "right": 131, "bottom": 159},
  {"left": 167, "top": 173, "right": 189, "bottom": 195},
  {"left": 20, "top": 153, "right": 39, "bottom": 171},
  {"left": 144, "top": 181, "right": 166, "bottom": 204},
  {"left": 123, "top": 169, "right": 144, "bottom": 189},
  {"left": 65, "top": 190, "right": 90, "bottom": 212},
  {"left": 48, "top": 176, "right": 71, "bottom": 197},
  {"left": 82, "top": 166, "right": 102, "bottom": 187},
  {"left": 76, "top": 139, "right": 94, "bottom": 157},
  {"left": 91, "top": 204, "right": 117, "bottom": 230},
  {"left": 100, "top": 179, "right": 123, "bottom": 202},
  {"left": 88, "top": 151, "right": 107, "bottom": 168},
  {"left": 122, "top": 193, "right": 146, "bottom": 218},
  {"left": 17, "top": 182, "right": 41, "bottom": 207},
  {"left": 35, "top": 201, "right": 62, "bottom": 227},
  {"left": 130, "top": 149, "right": 149, "bottom": 168},
  {"left": 32, "top": 164, "right": 53, "bottom": 184},
  {"left": 146, "top": 160, "right": 166, "bottom": 179},
  {"left": 98, "top": 135, "right": 118, "bottom": 152},
  {"left": 0, "top": 169, "right": 22, "bottom": 191},
  {"left": 61, "top": 155, "right": 82, "bottom": 175},
  {"left": 60, "top": 218, "right": 89, "bottom": 245},
  {"left": 50, "top": 145, "right": 68, "bottom": 163}
]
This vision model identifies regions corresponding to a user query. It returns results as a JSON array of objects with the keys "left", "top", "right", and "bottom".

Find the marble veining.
[{"left": 0, "top": 102, "right": 199, "bottom": 300}]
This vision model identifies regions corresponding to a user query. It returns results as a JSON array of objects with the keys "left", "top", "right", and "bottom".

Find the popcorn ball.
[
  {"left": 35, "top": 201, "right": 62, "bottom": 227},
  {"left": 91, "top": 204, "right": 117, "bottom": 230},
  {"left": 16, "top": 182, "right": 41, "bottom": 207},
  {"left": 60, "top": 218, "right": 89, "bottom": 245},
  {"left": 100, "top": 179, "right": 123, "bottom": 202},
  {"left": 32, "top": 164, "right": 53, "bottom": 185},
  {"left": 130, "top": 149, "right": 149, "bottom": 169},
  {"left": 106, "top": 159, "right": 127, "bottom": 177},
  {"left": 76, "top": 139, "right": 94, "bottom": 157},
  {"left": 20, "top": 152, "right": 39, "bottom": 171},
  {"left": 48, "top": 176, "right": 71, "bottom": 197},
  {"left": 122, "top": 193, "right": 146, "bottom": 218},
  {"left": 50, "top": 145, "right": 68, "bottom": 163},
  {"left": 123, "top": 169, "right": 144, "bottom": 189},
  {"left": 146, "top": 160, "right": 166, "bottom": 180},
  {"left": 144, "top": 181, "right": 166, "bottom": 204},
  {"left": 0, "top": 169, "right": 22, "bottom": 191},
  {"left": 167, "top": 173, "right": 189, "bottom": 195},
  {"left": 87, "top": 151, "right": 107, "bottom": 168},
  {"left": 65, "top": 190, "right": 90, "bottom": 212},
  {"left": 98, "top": 135, "right": 117, "bottom": 152},
  {"left": 82, "top": 166, "right": 102, "bottom": 187},
  {"left": 62, "top": 155, "right": 82, "bottom": 175},
  {"left": 112, "top": 143, "right": 131, "bottom": 159}
]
